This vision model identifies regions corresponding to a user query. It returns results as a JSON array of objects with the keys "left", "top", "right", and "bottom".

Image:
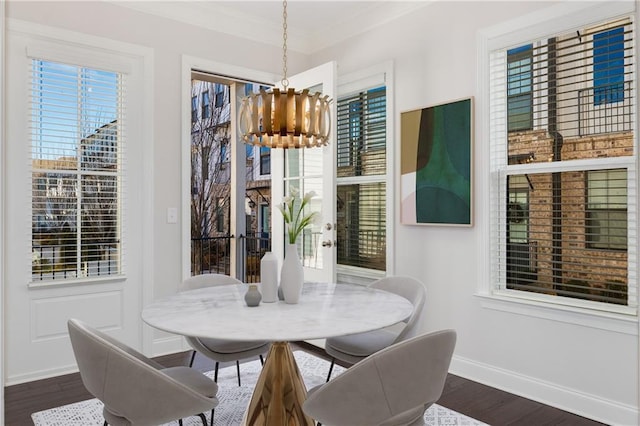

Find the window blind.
[
  {"left": 336, "top": 86, "right": 387, "bottom": 271},
  {"left": 30, "top": 59, "right": 124, "bottom": 282},
  {"left": 337, "top": 87, "right": 386, "bottom": 177},
  {"left": 490, "top": 17, "right": 636, "bottom": 309}
]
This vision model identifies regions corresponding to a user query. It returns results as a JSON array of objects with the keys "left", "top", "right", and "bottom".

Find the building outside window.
[
  {"left": 191, "top": 95, "right": 197, "bottom": 122},
  {"left": 586, "top": 169, "right": 627, "bottom": 250},
  {"left": 507, "top": 44, "right": 533, "bottom": 131},
  {"left": 490, "top": 17, "right": 635, "bottom": 308},
  {"left": 201, "top": 90, "right": 210, "bottom": 119},
  {"left": 260, "top": 146, "right": 271, "bottom": 175},
  {"left": 190, "top": 78, "right": 271, "bottom": 277},
  {"left": 594, "top": 27, "right": 624, "bottom": 105},
  {"left": 215, "top": 83, "right": 225, "bottom": 108}
]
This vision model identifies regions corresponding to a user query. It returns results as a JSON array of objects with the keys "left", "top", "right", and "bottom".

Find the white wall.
[{"left": 312, "top": 1, "right": 638, "bottom": 425}]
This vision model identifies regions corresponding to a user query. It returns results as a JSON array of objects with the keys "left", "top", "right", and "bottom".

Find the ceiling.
[{"left": 113, "top": 1, "right": 433, "bottom": 53}]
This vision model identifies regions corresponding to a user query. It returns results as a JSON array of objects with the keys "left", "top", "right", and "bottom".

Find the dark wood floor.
[{"left": 5, "top": 342, "right": 604, "bottom": 426}]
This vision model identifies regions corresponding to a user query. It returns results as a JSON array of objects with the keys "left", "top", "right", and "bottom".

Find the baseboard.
[
  {"left": 6, "top": 365, "right": 78, "bottom": 386},
  {"left": 449, "top": 354, "right": 638, "bottom": 426}
]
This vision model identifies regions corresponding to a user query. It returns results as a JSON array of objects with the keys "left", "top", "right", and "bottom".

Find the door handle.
[{"left": 322, "top": 240, "right": 333, "bottom": 247}]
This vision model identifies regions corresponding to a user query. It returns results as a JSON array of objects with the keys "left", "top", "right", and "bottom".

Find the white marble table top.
[{"left": 142, "top": 282, "right": 414, "bottom": 342}]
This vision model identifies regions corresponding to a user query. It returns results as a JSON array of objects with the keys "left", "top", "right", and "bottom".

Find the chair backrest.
[
  {"left": 179, "top": 273, "right": 242, "bottom": 291},
  {"left": 67, "top": 319, "right": 162, "bottom": 402},
  {"left": 303, "top": 330, "right": 456, "bottom": 426},
  {"left": 68, "top": 318, "right": 216, "bottom": 424},
  {"left": 369, "top": 276, "right": 426, "bottom": 342}
]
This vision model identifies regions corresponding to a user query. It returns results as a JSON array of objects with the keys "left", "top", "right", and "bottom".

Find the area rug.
[{"left": 32, "top": 351, "right": 487, "bottom": 425}]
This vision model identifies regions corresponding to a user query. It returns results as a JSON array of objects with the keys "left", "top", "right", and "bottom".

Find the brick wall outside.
[{"left": 506, "top": 130, "right": 632, "bottom": 300}]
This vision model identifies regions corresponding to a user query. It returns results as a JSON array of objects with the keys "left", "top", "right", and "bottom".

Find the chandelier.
[{"left": 238, "top": 0, "right": 331, "bottom": 148}]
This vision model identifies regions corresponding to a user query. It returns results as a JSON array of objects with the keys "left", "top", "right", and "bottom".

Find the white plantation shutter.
[
  {"left": 489, "top": 17, "right": 637, "bottom": 310},
  {"left": 30, "top": 58, "right": 125, "bottom": 282},
  {"left": 336, "top": 85, "right": 387, "bottom": 271}
]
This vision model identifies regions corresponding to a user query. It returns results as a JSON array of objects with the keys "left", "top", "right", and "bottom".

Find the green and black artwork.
[{"left": 400, "top": 98, "right": 472, "bottom": 226}]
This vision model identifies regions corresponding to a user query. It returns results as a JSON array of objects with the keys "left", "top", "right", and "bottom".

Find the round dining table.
[{"left": 142, "top": 281, "right": 414, "bottom": 426}]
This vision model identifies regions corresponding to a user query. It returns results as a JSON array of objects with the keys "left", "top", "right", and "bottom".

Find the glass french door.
[{"left": 271, "top": 62, "right": 337, "bottom": 283}]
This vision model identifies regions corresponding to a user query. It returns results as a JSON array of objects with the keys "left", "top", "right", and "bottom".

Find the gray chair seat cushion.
[
  {"left": 198, "top": 337, "right": 268, "bottom": 354},
  {"left": 326, "top": 323, "right": 403, "bottom": 357},
  {"left": 162, "top": 366, "right": 218, "bottom": 397}
]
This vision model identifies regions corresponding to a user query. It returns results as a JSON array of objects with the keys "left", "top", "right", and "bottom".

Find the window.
[
  {"left": 215, "top": 198, "right": 225, "bottom": 233},
  {"left": 191, "top": 95, "right": 197, "bottom": 122},
  {"left": 30, "top": 59, "right": 123, "bottom": 282},
  {"left": 260, "top": 146, "right": 271, "bottom": 175},
  {"left": 336, "top": 86, "right": 386, "bottom": 271},
  {"left": 489, "top": 17, "right": 635, "bottom": 309},
  {"left": 219, "top": 142, "right": 228, "bottom": 165},
  {"left": 586, "top": 169, "right": 627, "bottom": 250},
  {"left": 507, "top": 44, "right": 533, "bottom": 131},
  {"left": 215, "top": 83, "right": 225, "bottom": 108},
  {"left": 201, "top": 90, "right": 210, "bottom": 119},
  {"left": 594, "top": 27, "right": 624, "bottom": 105}
]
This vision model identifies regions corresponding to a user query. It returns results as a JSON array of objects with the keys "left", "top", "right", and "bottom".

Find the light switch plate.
[{"left": 167, "top": 207, "right": 178, "bottom": 224}]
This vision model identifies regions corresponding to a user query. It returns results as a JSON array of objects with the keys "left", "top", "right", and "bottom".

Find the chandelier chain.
[{"left": 281, "top": 0, "right": 289, "bottom": 90}]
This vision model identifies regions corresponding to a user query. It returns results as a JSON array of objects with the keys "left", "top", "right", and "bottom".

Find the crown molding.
[{"left": 107, "top": 1, "right": 433, "bottom": 54}]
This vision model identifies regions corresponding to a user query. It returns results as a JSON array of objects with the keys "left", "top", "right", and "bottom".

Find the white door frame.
[
  {"left": 1, "top": 2, "right": 6, "bottom": 424},
  {"left": 180, "top": 56, "right": 278, "bottom": 286}
]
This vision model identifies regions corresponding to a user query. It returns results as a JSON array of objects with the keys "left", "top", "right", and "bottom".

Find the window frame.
[
  {"left": 29, "top": 58, "right": 125, "bottom": 283},
  {"left": 336, "top": 66, "right": 391, "bottom": 279},
  {"left": 477, "top": 1, "right": 637, "bottom": 324}
]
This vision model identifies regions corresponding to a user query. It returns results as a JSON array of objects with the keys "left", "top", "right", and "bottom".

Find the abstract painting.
[{"left": 400, "top": 98, "right": 472, "bottom": 226}]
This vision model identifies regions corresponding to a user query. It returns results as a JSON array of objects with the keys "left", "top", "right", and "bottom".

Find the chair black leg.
[
  {"left": 179, "top": 420, "right": 183, "bottom": 426},
  {"left": 236, "top": 360, "right": 241, "bottom": 386},
  {"left": 198, "top": 413, "right": 208, "bottom": 425},
  {"left": 103, "top": 421, "right": 108, "bottom": 426},
  {"left": 210, "top": 408, "right": 215, "bottom": 426},
  {"left": 214, "top": 361, "right": 219, "bottom": 382},
  {"left": 189, "top": 350, "right": 197, "bottom": 367},
  {"left": 326, "top": 358, "right": 335, "bottom": 382},
  {"left": 259, "top": 354, "right": 264, "bottom": 365}
]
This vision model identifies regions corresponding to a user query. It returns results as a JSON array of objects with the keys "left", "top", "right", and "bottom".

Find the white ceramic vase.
[
  {"left": 260, "top": 251, "right": 279, "bottom": 303},
  {"left": 280, "top": 243, "right": 303, "bottom": 304}
]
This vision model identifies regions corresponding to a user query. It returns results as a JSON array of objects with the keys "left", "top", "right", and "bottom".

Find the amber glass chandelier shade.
[{"left": 239, "top": 88, "right": 331, "bottom": 148}]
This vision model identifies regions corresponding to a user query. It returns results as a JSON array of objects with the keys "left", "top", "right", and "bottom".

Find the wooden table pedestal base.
[{"left": 243, "top": 342, "right": 315, "bottom": 426}]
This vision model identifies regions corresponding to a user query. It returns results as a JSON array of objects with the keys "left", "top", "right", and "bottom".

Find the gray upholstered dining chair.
[
  {"left": 67, "top": 318, "right": 218, "bottom": 426},
  {"left": 180, "top": 273, "right": 270, "bottom": 386},
  {"left": 304, "top": 329, "right": 456, "bottom": 426},
  {"left": 325, "top": 276, "right": 426, "bottom": 381}
]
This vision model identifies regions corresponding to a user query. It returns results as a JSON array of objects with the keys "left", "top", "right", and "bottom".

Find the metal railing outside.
[
  {"left": 578, "top": 81, "right": 633, "bottom": 136},
  {"left": 191, "top": 233, "right": 271, "bottom": 282},
  {"left": 191, "top": 236, "right": 232, "bottom": 276},
  {"left": 239, "top": 233, "right": 271, "bottom": 283}
]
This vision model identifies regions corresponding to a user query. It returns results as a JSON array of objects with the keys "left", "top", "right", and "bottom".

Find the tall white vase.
[
  {"left": 260, "top": 251, "right": 279, "bottom": 303},
  {"left": 280, "top": 243, "right": 303, "bottom": 304}
]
